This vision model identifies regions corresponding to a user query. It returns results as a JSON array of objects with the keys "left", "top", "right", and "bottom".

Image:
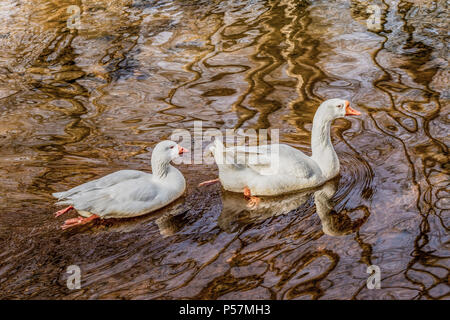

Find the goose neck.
[
  {"left": 151, "top": 156, "right": 171, "bottom": 179},
  {"left": 311, "top": 117, "right": 332, "bottom": 155},
  {"left": 311, "top": 115, "right": 339, "bottom": 179}
]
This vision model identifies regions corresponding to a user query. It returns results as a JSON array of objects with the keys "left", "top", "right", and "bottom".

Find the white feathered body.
[
  {"left": 53, "top": 168, "right": 186, "bottom": 219},
  {"left": 209, "top": 99, "right": 352, "bottom": 196},
  {"left": 211, "top": 142, "right": 331, "bottom": 196}
]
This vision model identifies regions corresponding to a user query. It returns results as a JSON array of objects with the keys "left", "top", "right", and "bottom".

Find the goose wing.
[
  {"left": 222, "top": 144, "right": 318, "bottom": 176},
  {"left": 55, "top": 177, "right": 160, "bottom": 217},
  {"left": 52, "top": 170, "right": 147, "bottom": 201}
]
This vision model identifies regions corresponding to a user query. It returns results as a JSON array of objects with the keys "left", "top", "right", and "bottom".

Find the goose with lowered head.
[
  {"left": 52, "top": 140, "right": 188, "bottom": 229},
  {"left": 201, "top": 98, "right": 361, "bottom": 205}
]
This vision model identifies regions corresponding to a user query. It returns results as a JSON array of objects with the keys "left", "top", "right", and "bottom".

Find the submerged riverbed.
[{"left": 0, "top": 0, "right": 448, "bottom": 299}]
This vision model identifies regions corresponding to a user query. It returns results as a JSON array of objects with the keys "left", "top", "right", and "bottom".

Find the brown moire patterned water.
[{"left": 0, "top": 0, "right": 448, "bottom": 299}]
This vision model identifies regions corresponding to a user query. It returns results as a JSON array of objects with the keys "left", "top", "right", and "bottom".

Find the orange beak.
[
  {"left": 178, "top": 145, "right": 189, "bottom": 155},
  {"left": 344, "top": 101, "right": 361, "bottom": 116}
]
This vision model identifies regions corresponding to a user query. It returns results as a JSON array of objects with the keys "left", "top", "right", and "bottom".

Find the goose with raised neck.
[{"left": 204, "top": 98, "right": 361, "bottom": 203}]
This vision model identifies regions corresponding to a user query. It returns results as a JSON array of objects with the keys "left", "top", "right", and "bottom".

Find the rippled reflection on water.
[{"left": 0, "top": 0, "right": 448, "bottom": 299}]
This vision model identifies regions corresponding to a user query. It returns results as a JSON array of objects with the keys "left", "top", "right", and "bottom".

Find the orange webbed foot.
[
  {"left": 243, "top": 187, "right": 260, "bottom": 208},
  {"left": 61, "top": 214, "right": 100, "bottom": 230},
  {"left": 54, "top": 205, "right": 74, "bottom": 217},
  {"left": 198, "top": 178, "right": 220, "bottom": 187}
]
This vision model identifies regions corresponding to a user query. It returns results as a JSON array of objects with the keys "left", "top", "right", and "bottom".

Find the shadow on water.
[{"left": 0, "top": 0, "right": 448, "bottom": 299}]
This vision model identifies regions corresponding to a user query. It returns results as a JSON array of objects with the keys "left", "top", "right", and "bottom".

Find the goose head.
[
  {"left": 152, "top": 140, "right": 189, "bottom": 164},
  {"left": 315, "top": 98, "right": 361, "bottom": 122}
]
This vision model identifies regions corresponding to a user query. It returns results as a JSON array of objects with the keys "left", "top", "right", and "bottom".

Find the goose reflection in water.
[
  {"left": 155, "top": 207, "right": 191, "bottom": 237},
  {"left": 156, "top": 177, "right": 369, "bottom": 237},
  {"left": 219, "top": 178, "right": 369, "bottom": 235}
]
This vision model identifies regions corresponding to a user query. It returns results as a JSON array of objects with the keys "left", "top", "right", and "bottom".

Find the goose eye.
[
  {"left": 337, "top": 104, "right": 343, "bottom": 108},
  {"left": 169, "top": 145, "right": 175, "bottom": 149}
]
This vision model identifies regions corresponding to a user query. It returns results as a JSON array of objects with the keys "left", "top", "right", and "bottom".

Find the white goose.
[
  {"left": 52, "top": 140, "right": 188, "bottom": 230},
  {"left": 201, "top": 99, "right": 360, "bottom": 205}
]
